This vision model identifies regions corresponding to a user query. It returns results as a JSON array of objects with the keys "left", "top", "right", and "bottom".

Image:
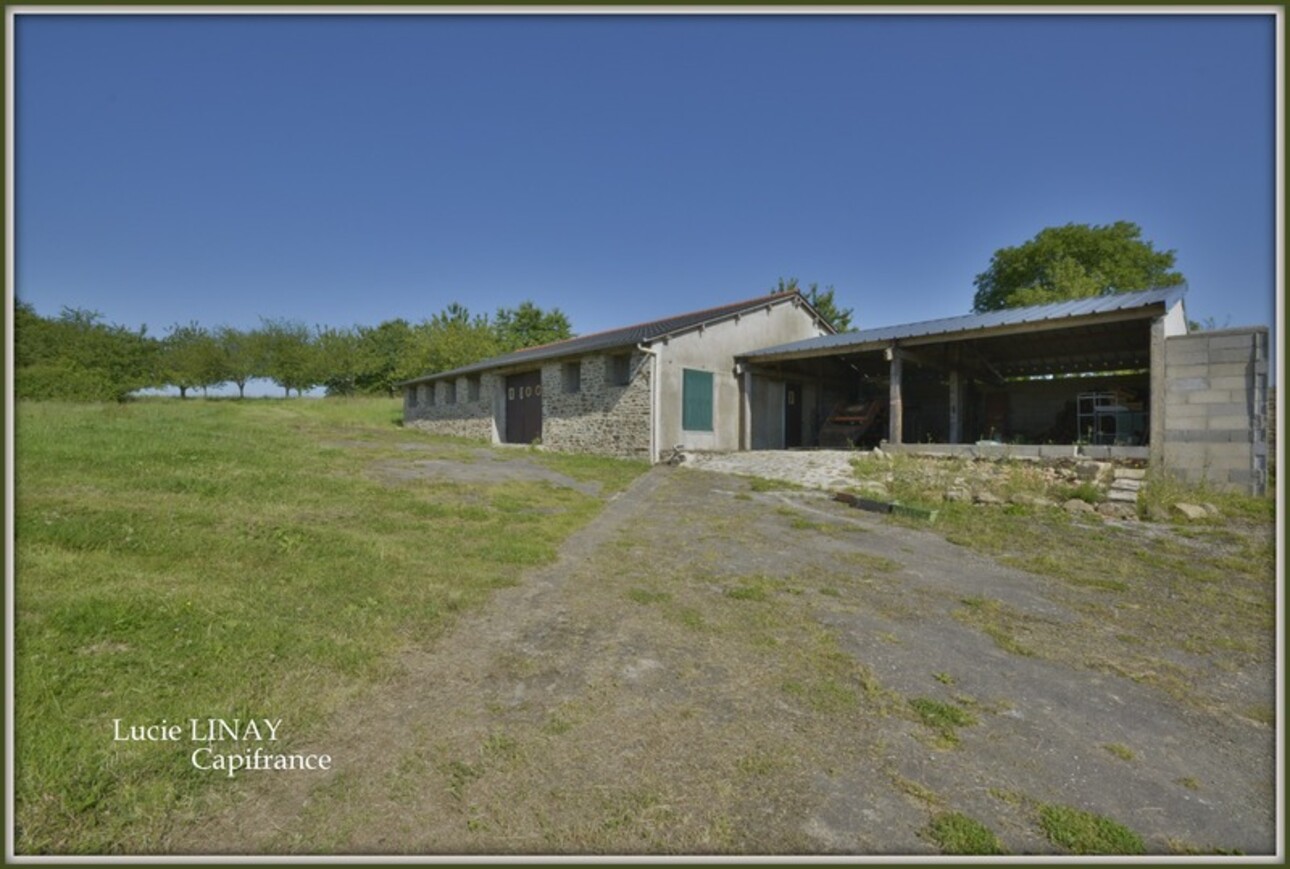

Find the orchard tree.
[
  {"left": 771, "top": 277, "right": 854, "bottom": 332},
  {"left": 162, "top": 322, "right": 225, "bottom": 398},
  {"left": 258, "top": 317, "right": 317, "bottom": 397},
  {"left": 216, "top": 325, "right": 260, "bottom": 399},
  {"left": 314, "top": 325, "right": 362, "bottom": 397},
  {"left": 972, "top": 221, "right": 1185, "bottom": 313}
]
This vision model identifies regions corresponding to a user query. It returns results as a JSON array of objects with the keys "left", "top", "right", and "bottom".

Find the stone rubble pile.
[{"left": 681, "top": 449, "right": 1221, "bottom": 523}]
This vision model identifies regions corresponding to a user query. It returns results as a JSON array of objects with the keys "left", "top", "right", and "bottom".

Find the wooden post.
[
  {"left": 949, "top": 369, "right": 962, "bottom": 444},
  {"left": 888, "top": 348, "right": 904, "bottom": 446}
]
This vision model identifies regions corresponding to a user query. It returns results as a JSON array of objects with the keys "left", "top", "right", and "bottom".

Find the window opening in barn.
[
  {"left": 609, "top": 353, "right": 632, "bottom": 386},
  {"left": 682, "top": 368, "right": 714, "bottom": 432},
  {"left": 420, "top": 384, "right": 434, "bottom": 407},
  {"left": 563, "top": 361, "right": 582, "bottom": 394},
  {"left": 467, "top": 375, "right": 481, "bottom": 402}
]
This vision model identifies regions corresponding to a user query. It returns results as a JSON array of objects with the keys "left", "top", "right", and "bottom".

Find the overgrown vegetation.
[{"left": 13, "top": 397, "right": 641, "bottom": 853}]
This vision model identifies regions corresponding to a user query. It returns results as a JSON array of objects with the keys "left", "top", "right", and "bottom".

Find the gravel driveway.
[{"left": 176, "top": 455, "right": 1276, "bottom": 856}]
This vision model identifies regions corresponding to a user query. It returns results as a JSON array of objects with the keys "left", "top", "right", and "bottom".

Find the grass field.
[
  {"left": 12, "top": 400, "right": 1277, "bottom": 855},
  {"left": 13, "top": 397, "right": 644, "bottom": 854}
]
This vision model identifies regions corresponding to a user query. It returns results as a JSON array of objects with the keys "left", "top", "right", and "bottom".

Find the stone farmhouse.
[{"left": 401, "top": 286, "right": 1270, "bottom": 494}]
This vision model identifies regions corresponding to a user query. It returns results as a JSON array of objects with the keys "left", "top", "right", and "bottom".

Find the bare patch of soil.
[{"left": 171, "top": 460, "right": 1275, "bottom": 856}]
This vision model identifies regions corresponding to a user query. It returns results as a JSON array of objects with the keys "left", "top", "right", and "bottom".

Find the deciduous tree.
[
  {"left": 771, "top": 278, "right": 854, "bottom": 332},
  {"left": 162, "top": 322, "right": 226, "bottom": 398},
  {"left": 215, "top": 326, "right": 260, "bottom": 399},
  {"left": 258, "top": 318, "right": 317, "bottom": 397},
  {"left": 15, "top": 303, "right": 159, "bottom": 401},
  {"left": 972, "top": 221, "right": 1185, "bottom": 313},
  {"left": 493, "top": 301, "right": 573, "bottom": 352}
]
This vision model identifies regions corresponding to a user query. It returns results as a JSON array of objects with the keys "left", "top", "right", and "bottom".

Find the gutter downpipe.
[{"left": 637, "top": 343, "right": 660, "bottom": 463}]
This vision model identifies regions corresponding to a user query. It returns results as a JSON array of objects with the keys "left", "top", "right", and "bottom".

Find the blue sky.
[{"left": 14, "top": 12, "right": 1279, "bottom": 355}]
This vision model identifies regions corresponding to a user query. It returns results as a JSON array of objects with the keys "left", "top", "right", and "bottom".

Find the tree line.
[
  {"left": 14, "top": 300, "right": 572, "bottom": 402},
  {"left": 16, "top": 221, "right": 1190, "bottom": 403}
]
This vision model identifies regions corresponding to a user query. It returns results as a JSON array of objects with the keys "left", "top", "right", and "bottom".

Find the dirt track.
[{"left": 173, "top": 459, "right": 1276, "bottom": 856}]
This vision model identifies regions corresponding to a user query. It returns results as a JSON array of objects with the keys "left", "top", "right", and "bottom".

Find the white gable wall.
[{"left": 655, "top": 300, "right": 829, "bottom": 454}]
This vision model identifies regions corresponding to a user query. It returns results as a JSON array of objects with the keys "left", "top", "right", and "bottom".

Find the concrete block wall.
[
  {"left": 1162, "top": 328, "right": 1269, "bottom": 494},
  {"left": 541, "top": 351, "right": 652, "bottom": 459}
]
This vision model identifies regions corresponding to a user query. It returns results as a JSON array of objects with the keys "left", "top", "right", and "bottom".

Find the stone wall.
[
  {"left": 541, "top": 351, "right": 652, "bottom": 459},
  {"left": 402, "top": 352, "right": 652, "bottom": 459},
  {"left": 403, "top": 373, "right": 500, "bottom": 441},
  {"left": 1162, "top": 328, "right": 1269, "bottom": 494}
]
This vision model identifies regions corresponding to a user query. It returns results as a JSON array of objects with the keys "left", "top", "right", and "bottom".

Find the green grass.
[
  {"left": 14, "top": 397, "right": 644, "bottom": 854},
  {"left": 909, "top": 697, "right": 976, "bottom": 729},
  {"left": 627, "top": 588, "right": 672, "bottom": 605},
  {"left": 1102, "top": 742, "right": 1136, "bottom": 762},
  {"left": 925, "top": 812, "right": 1008, "bottom": 855},
  {"left": 909, "top": 697, "right": 978, "bottom": 746},
  {"left": 1038, "top": 803, "right": 1145, "bottom": 855},
  {"left": 953, "top": 597, "right": 1037, "bottom": 658}
]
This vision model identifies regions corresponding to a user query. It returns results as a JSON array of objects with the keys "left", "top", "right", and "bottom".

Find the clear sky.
[{"left": 13, "top": 11, "right": 1280, "bottom": 355}]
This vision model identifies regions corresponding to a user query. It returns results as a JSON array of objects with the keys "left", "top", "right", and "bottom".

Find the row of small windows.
[
  {"left": 409, "top": 354, "right": 635, "bottom": 404},
  {"left": 408, "top": 376, "right": 482, "bottom": 407}
]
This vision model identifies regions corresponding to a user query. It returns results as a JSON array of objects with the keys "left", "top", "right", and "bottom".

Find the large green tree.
[
  {"left": 771, "top": 278, "right": 854, "bottom": 332},
  {"left": 493, "top": 301, "right": 573, "bottom": 352},
  {"left": 420, "top": 305, "right": 500, "bottom": 374},
  {"left": 354, "top": 319, "right": 418, "bottom": 397},
  {"left": 971, "top": 221, "right": 1185, "bottom": 313}
]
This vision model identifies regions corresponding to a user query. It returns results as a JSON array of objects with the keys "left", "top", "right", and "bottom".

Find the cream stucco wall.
[{"left": 654, "top": 299, "right": 830, "bottom": 453}]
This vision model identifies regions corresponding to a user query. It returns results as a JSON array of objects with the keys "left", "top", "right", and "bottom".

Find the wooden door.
[{"left": 505, "top": 371, "right": 543, "bottom": 444}]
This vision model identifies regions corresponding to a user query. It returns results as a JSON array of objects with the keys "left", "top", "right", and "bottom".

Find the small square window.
[
  {"left": 563, "top": 361, "right": 582, "bottom": 394},
  {"left": 609, "top": 353, "right": 632, "bottom": 386}
]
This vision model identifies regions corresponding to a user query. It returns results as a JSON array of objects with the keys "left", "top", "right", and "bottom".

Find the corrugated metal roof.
[
  {"left": 741, "top": 286, "right": 1187, "bottom": 361},
  {"left": 398, "top": 290, "right": 825, "bottom": 385}
]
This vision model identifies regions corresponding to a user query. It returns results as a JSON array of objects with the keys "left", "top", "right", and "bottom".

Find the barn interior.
[{"left": 742, "top": 312, "right": 1157, "bottom": 451}]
